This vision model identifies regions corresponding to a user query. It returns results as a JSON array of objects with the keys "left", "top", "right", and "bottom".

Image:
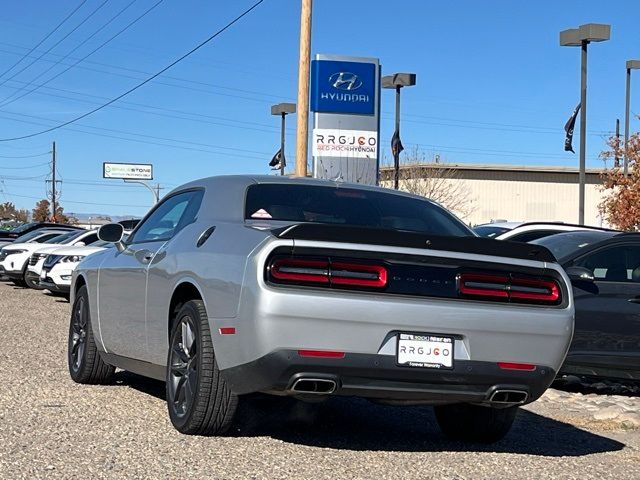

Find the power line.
[
  {"left": 0, "top": 151, "right": 50, "bottom": 159},
  {"left": 0, "top": 0, "right": 165, "bottom": 110},
  {"left": 0, "top": 0, "right": 110, "bottom": 89},
  {"left": 0, "top": 161, "right": 50, "bottom": 169},
  {"left": 0, "top": 0, "right": 88, "bottom": 82},
  {"left": 0, "top": 0, "right": 141, "bottom": 108},
  {"left": 0, "top": 0, "right": 267, "bottom": 142}
]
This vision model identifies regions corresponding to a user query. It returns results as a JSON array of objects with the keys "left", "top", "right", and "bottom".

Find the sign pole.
[{"left": 295, "top": 0, "right": 312, "bottom": 178}]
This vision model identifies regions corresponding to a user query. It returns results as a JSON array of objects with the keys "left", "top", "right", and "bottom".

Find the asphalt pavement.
[{"left": 0, "top": 281, "right": 638, "bottom": 480}]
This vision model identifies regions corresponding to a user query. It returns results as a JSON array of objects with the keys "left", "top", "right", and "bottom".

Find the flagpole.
[{"left": 578, "top": 40, "right": 588, "bottom": 225}]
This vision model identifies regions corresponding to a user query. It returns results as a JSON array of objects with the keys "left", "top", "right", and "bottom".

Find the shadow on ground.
[{"left": 116, "top": 371, "right": 626, "bottom": 457}]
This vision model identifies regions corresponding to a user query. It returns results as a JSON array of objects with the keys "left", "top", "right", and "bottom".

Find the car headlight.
[{"left": 61, "top": 255, "right": 85, "bottom": 263}]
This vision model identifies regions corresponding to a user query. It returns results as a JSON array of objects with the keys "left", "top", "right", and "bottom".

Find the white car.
[
  {"left": 37, "top": 242, "right": 110, "bottom": 296},
  {"left": 473, "top": 221, "right": 615, "bottom": 243},
  {"left": 1, "top": 229, "right": 99, "bottom": 287}
]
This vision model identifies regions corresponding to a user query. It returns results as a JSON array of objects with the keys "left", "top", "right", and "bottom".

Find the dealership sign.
[
  {"left": 103, "top": 162, "right": 153, "bottom": 180},
  {"left": 312, "top": 129, "right": 378, "bottom": 158},
  {"left": 310, "top": 60, "right": 376, "bottom": 115},
  {"left": 311, "top": 55, "right": 381, "bottom": 185}
]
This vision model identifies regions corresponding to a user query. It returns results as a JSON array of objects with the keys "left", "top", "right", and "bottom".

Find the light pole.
[
  {"left": 271, "top": 103, "right": 296, "bottom": 175},
  {"left": 560, "top": 23, "right": 610, "bottom": 225},
  {"left": 382, "top": 73, "right": 417, "bottom": 189},
  {"left": 624, "top": 60, "right": 640, "bottom": 177}
]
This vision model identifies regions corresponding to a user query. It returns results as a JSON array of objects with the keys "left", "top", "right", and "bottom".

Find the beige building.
[{"left": 381, "top": 164, "right": 607, "bottom": 227}]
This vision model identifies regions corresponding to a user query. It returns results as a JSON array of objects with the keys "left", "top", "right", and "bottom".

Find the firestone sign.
[
  {"left": 103, "top": 162, "right": 153, "bottom": 180},
  {"left": 310, "top": 54, "right": 381, "bottom": 185}
]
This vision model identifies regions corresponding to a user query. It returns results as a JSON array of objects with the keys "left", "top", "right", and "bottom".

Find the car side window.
[
  {"left": 78, "top": 233, "right": 98, "bottom": 245},
  {"left": 573, "top": 245, "right": 640, "bottom": 283},
  {"left": 129, "top": 191, "right": 202, "bottom": 244}
]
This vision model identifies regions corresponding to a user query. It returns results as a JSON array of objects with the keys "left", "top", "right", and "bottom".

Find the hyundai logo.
[{"left": 329, "top": 72, "right": 363, "bottom": 91}]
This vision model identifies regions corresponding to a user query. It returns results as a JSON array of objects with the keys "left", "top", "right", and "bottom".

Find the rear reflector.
[
  {"left": 497, "top": 362, "right": 536, "bottom": 371},
  {"left": 219, "top": 327, "right": 236, "bottom": 335},
  {"left": 269, "top": 257, "right": 387, "bottom": 290},
  {"left": 298, "top": 349, "right": 345, "bottom": 358},
  {"left": 458, "top": 272, "right": 561, "bottom": 305}
]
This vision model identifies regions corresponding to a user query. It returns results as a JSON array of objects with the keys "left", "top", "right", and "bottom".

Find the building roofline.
[{"left": 379, "top": 163, "right": 607, "bottom": 175}]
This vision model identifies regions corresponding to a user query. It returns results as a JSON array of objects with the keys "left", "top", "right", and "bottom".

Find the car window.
[
  {"left": 130, "top": 190, "right": 203, "bottom": 243},
  {"left": 573, "top": 245, "right": 640, "bottom": 282},
  {"left": 44, "top": 230, "right": 84, "bottom": 244},
  {"left": 245, "top": 184, "right": 472, "bottom": 237},
  {"left": 14, "top": 230, "right": 48, "bottom": 242},
  {"left": 35, "top": 233, "right": 66, "bottom": 243},
  {"left": 507, "top": 230, "right": 559, "bottom": 243},
  {"left": 531, "top": 231, "right": 615, "bottom": 261},
  {"left": 11, "top": 222, "right": 36, "bottom": 234},
  {"left": 77, "top": 232, "right": 99, "bottom": 245}
]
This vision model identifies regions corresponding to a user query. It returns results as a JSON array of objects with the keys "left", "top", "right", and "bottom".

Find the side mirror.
[
  {"left": 566, "top": 266, "right": 595, "bottom": 283},
  {"left": 98, "top": 223, "right": 125, "bottom": 252}
]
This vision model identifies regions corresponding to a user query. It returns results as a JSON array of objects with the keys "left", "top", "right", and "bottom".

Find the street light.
[
  {"left": 382, "top": 73, "right": 417, "bottom": 189},
  {"left": 271, "top": 102, "right": 296, "bottom": 176},
  {"left": 560, "top": 23, "right": 611, "bottom": 225},
  {"left": 625, "top": 60, "right": 640, "bottom": 177}
]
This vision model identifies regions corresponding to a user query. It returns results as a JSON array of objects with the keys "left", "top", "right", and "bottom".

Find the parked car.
[
  {"left": 35, "top": 241, "right": 110, "bottom": 297},
  {"left": 68, "top": 176, "right": 573, "bottom": 443},
  {"left": 0, "top": 228, "right": 77, "bottom": 280},
  {"left": 474, "top": 221, "right": 614, "bottom": 242},
  {"left": 0, "top": 221, "right": 82, "bottom": 242},
  {"left": 1, "top": 229, "right": 99, "bottom": 287},
  {"left": 531, "top": 230, "right": 640, "bottom": 381}
]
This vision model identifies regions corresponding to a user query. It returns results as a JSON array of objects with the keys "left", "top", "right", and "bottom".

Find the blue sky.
[{"left": 0, "top": 0, "right": 637, "bottom": 217}]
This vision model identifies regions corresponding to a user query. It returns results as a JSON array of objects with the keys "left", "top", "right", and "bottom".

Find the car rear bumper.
[{"left": 221, "top": 349, "right": 556, "bottom": 405}]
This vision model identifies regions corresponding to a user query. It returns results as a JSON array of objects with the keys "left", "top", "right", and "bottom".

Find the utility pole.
[
  {"left": 295, "top": 0, "right": 312, "bottom": 177},
  {"left": 52, "top": 141, "right": 56, "bottom": 221}
]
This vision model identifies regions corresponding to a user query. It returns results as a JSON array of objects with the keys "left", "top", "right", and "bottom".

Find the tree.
[
  {"left": 599, "top": 130, "right": 640, "bottom": 231},
  {"left": 0, "top": 202, "right": 29, "bottom": 222},
  {"left": 52, "top": 205, "right": 70, "bottom": 224},
  {"left": 32, "top": 199, "right": 50, "bottom": 222},
  {"left": 383, "top": 147, "right": 476, "bottom": 220}
]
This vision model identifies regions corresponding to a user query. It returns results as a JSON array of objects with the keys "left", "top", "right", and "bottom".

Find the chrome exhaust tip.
[
  {"left": 290, "top": 378, "right": 337, "bottom": 394},
  {"left": 488, "top": 389, "right": 528, "bottom": 405}
]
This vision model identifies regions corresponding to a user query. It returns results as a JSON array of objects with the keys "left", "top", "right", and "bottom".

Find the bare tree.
[{"left": 383, "top": 147, "right": 476, "bottom": 220}]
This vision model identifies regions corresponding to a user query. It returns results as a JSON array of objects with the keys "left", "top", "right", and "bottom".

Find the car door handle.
[{"left": 628, "top": 297, "right": 640, "bottom": 304}]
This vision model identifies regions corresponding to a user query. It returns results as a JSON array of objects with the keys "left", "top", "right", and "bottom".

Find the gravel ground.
[{"left": 0, "top": 282, "right": 639, "bottom": 480}]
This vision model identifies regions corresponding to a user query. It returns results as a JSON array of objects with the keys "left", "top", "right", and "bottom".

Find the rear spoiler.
[{"left": 271, "top": 223, "right": 557, "bottom": 263}]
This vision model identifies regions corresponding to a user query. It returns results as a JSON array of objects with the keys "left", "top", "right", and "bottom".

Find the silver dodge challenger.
[{"left": 68, "top": 175, "right": 574, "bottom": 443}]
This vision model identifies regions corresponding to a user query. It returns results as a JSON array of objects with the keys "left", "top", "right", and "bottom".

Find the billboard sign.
[
  {"left": 310, "top": 60, "right": 376, "bottom": 115},
  {"left": 312, "top": 129, "right": 378, "bottom": 159},
  {"left": 103, "top": 162, "right": 153, "bottom": 180},
  {"left": 311, "top": 54, "right": 380, "bottom": 185}
]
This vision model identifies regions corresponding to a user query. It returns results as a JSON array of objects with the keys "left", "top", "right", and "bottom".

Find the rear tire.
[
  {"left": 67, "top": 285, "right": 115, "bottom": 384},
  {"left": 166, "top": 300, "right": 238, "bottom": 435},
  {"left": 434, "top": 403, "right": 518, "bottom": 443}
]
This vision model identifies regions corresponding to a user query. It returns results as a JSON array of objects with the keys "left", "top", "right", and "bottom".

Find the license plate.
[{"left": 397, "top": 333, "right": 454, "bottom": 369}]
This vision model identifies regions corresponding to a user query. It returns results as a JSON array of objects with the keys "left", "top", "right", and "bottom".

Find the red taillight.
[
  {"left": 270, "top": 258, "right": 330, "bottom": 284},
  {"left": 458, "top": 272, "right": 561, "bottom": 304},
  {"left": 331, "top": 262, "right": 387, "bottom": 288},
  {"left": 269, "top": 257, "right": 387, "bottom": 290},
  {"left": 498, "top": 362, "right": 536, "bottom": 371},
  {"left": 298, "top": 349, "right": 345, "bottom": 358}
]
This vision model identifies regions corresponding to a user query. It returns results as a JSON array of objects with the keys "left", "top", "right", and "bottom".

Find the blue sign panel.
[{"left": 310, "top": 60, "right": 376, "bottom": 115}]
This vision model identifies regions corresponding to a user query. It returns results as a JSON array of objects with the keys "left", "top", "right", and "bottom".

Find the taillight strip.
[{"left": 458, "top": 272, "right": 561, "bottom": 304}]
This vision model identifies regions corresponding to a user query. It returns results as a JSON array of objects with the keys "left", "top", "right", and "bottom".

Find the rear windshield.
[
  {"left": 11, "top": 222, "right": 36, "bottom": 234},
  {"left": 244, "top": 184, "right": 472, "bottom": 237},
  {"left": 531, "top": 231, "right": 615, "bottom": 261}
]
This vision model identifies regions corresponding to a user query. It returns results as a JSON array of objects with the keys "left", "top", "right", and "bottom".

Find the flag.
[
  {"left": 564, "top": 103, "right": 581, "bottom": 153},
  {"left": 269, "top": 148, "right": 285, "bottom": 170},
  {"left": 391, "top": 129, "right": 404, "bottom": 156}
]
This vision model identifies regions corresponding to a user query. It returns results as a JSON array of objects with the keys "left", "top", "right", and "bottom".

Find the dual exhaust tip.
[
  {"left": 290, "top": 378, "right": 337, "bottom": 395},
  {"left": 488, "top": 389, "right": 528, "bottom": 405}
]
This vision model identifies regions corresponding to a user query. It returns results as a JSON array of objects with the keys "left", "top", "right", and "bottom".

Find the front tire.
[
  {"left": 434, "top": 403, "right": 518, "bottom": 443},
  {"left": 67, "top": 285, "right": 115, "bottom": 384},
  {"left": 166, "top": 300, "right": 238, "bottom": 435}
]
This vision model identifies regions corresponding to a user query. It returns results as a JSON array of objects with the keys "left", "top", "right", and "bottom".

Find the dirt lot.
[{"left": 0, "top": 281, "right": 639, "bottom": 480}]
